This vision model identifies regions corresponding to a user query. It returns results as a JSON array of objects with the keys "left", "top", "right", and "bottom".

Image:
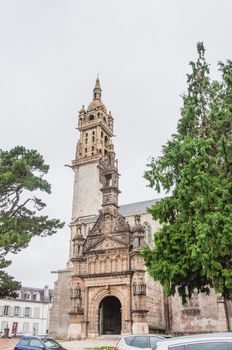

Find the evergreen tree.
[
  {"left": 0, "top": 146, "right": 64, "bottom": 297},
  {"left": 142, "top": 43, "right": 232, "bottom": 301}
]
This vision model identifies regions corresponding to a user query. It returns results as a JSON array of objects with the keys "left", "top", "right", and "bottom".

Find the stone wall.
[
  {"left": 170, "top": 290, "right": 228, "bottom": 334},
  {"left": 71, "top": 161, "right": 102, "bottom": 220},
  {"left": 49, "top": 269, "right": 72, "bottom": 339},
  {"left": 145, "top": 273, "right": 166, "bottom": 332}
]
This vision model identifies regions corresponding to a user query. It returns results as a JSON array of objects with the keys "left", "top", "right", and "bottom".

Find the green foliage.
[
  {"left": 142, "top": 43, "right": 232, "bottom": 301},
  {"left": 0, "top": 146, "right": 65, "bottom": 297},
  {"left": 0, "top": 257, "right": 21, "bottom": 298}
]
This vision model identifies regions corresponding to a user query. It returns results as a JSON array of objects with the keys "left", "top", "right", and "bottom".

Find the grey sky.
[{"left": 1, "top": 0, "right": 231, "bottom": 288}]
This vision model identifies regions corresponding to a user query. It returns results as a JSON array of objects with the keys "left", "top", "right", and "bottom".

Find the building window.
[
  {"left": 3, "top": 306, "right": 9, "bottom": 316},
  {"left": 33, "top": 322, "right": 39, "bottom": 335},
  {"left": 34, "top": 307, "right": 40, "bottom": 318},
  {"left": 144, "top": 222, "right": 152, "bottom": 246},
  {"left": 12, "top": 322, "right": 18, "bottom": 335},
  {"left": 25, "top": 307, "right": 30, "bottom": 317},
  {"left": 24, "top": 292, "right": 31, "bottom": 300},
  {"left": 85, "top": 148, "right": 87, "bottom": 154},
  {"left": 1, "top": 321, "right": 8, "bottom": 332},
  {"left": 32, "top": 293, "right": 40, "bottom": 301},
  {"left": 92, "top": 136, "right": 95, "bottom": 142},
  {"left": 14, "top": 306, "right": 20, "bottom": 316},
  {"left": 22, "top": 322, "right": 29, "bottom": 333}
]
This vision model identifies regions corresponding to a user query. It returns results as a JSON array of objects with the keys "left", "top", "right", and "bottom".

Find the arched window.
[
  {"left": 144, "top": 222, "right": 152, "bottom": 246},
  {"left": 32, "top": 293, "right": 40, "bottom": 301},
  {"left": 89, "top": 115, "right": 94, "bottom": 121},
  {"left": 24, "top": 292, "right": 31, "bottom": 300}
]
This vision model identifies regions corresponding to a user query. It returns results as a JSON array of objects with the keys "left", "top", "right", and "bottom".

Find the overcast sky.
[{"left": 1, "top": 0, "right": 231, "bottom": 289}]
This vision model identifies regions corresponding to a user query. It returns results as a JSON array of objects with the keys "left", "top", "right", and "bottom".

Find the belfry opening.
[{"left": 99, "top": 296, "right": 121, "bottom": 335}]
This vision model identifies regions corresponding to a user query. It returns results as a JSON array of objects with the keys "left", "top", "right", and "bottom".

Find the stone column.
[{"left": 132, "top": 282, "right": 148, "bottom": 334}]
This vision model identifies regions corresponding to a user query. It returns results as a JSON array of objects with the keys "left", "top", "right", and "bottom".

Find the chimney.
[{"left": 44, "top": 285, "right": 50, "bottom": 302}]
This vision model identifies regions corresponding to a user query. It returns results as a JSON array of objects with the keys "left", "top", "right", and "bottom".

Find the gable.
[
  {"left": 85, "top": 236, "right": 127, "bottom": 252},
  {"left": 89, "top": 210, "right": 130, "bottom": 236}
]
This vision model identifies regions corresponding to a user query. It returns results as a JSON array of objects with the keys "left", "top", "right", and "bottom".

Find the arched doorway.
[{"left": 99, "top": 296, "right": 121, "bottom": 335}]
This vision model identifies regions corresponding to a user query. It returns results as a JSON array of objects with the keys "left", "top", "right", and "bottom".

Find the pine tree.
[
  {"left": 0, "top": 146, "right": 64, "bottom": 297},
  {"left": 142, "top": 43, "right": 232, "bottom": 301}
]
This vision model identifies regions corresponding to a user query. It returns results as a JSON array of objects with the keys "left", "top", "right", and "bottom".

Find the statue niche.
[{"left": 70, "top": 283, "right": 84, "bottom": 314}]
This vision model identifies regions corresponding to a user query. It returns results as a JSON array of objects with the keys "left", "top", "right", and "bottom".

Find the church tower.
[
  {"left": 49, "top": 79, "right": 231, "bottom": 340},
  {"left": 71, "top": 78, "right": 114, "bottom": 221}
]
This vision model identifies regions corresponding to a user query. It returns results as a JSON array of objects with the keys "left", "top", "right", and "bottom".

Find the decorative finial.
[{"left": 93, "top": 75, "right": 102, "bottom": 100}]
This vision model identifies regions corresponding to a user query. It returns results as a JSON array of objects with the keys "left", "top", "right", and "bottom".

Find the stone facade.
[{"left": 49, "top": 79, "right": 232, "bottom": 339}]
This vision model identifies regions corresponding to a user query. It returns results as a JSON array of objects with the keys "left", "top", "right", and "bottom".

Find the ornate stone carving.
[
  {"left": 133, "top": 282, "right": 146, "bottom": 296},
  {"left": 70, "top": 283, "right": 84, "bottom": 315}
]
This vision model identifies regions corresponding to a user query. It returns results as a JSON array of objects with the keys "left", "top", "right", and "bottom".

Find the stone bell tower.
[
  {"left": 71, "top": 78, "right": 114, "bottom": 235},
  {"left": 68, "top": 145, "right": 149, "bottom": 339}
]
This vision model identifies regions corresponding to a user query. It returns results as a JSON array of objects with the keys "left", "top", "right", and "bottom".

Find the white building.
[{"left": 0, "top": 285, "right": 53, "bottom": 337}]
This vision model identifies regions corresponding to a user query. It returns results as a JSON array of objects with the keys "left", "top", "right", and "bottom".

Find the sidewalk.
[
  {"left": 62, "top": 338, "right": 117, "bottom": 350},
  {"left": 0, "top": 337, "right": 118, "bottom": 350},
  {"left": 0, "top": 338, "right": 17, "bottom": 350}
]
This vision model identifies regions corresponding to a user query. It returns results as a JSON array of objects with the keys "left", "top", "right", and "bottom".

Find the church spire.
[{"left": 93, "top": 76, "right": 102, "bottom": 100}]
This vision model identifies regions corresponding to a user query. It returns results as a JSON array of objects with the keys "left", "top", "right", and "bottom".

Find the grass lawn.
[{"left": 85, "top": 347, "right": 114, "bottom": 350}]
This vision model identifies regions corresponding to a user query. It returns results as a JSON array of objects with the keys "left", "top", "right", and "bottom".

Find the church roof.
[
  {"left": 87, "top": 99, "right": 107, "bottom": 113},
  {"left": 87, "top": 77, "right": 107, "bottom": 113},
  {"left": 119, "top": 198, "right": 159, "bottom": 216},
  {"left": 77, "top": 198, "right": 159, "bottom": 224}
]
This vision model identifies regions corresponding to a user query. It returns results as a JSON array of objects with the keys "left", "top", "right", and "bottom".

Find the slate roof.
[
  {"left": 79, "top": 214, "right": 98, "bottom": 224},
  {"left": 19, "top": 286, "right": 53, "bottom": 302},
  {"left": 119, "top": 198, "right": 159, "bottom": 216},
  {"left": 78, "top": 198, "right": 159, "bottom": 224}
]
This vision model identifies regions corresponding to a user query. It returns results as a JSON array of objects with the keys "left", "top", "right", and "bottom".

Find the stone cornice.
[
  {"left": 71, "top": 154, "right": 101, "bottom": 167},
  {"left": 84, "top": 247, "right": 128, "bottom": 255},
  {"left": 71, "top": 256, "right": 87, "bottom": 262},
  {"left": 72, "top": 270, "right": 133, "bottom": 279},
  {"left": 132, "top": 309, "right": 149, "bottom": 314}
]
